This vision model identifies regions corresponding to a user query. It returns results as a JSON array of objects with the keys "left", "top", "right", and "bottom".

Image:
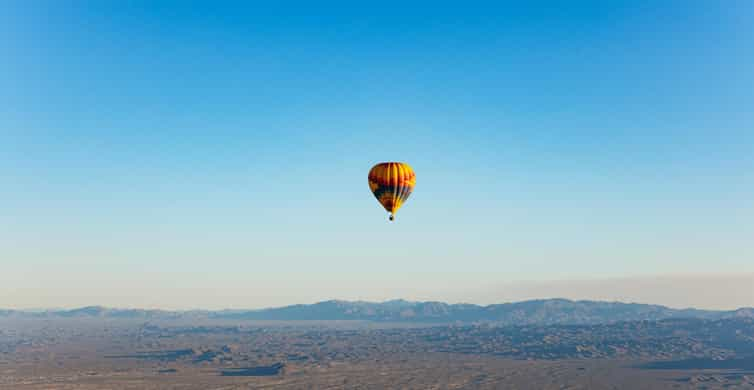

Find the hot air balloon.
[{"left": 368, "top": 162, "right": 415, "bottom": 221}]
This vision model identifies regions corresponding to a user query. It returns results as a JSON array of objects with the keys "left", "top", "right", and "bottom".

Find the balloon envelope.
[{"left": 368, "top": 162, "right": 415, "bottom": 220}]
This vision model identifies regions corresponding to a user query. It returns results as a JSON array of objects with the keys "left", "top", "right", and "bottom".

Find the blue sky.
[{"left": 2, "top": 1, "right": 753, "bottom": 309}]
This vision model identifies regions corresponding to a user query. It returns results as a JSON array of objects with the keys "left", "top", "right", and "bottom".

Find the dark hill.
[{"left": 215, "top": 299, "right": 740, "bottom": 324}]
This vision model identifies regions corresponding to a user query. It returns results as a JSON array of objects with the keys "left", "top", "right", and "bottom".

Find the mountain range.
[{"left": 2, "top": 299, "right": 753, "bottom": 325}]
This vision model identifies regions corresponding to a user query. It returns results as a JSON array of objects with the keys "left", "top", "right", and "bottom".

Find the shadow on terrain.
[
  {"left": 642, "top": 356, "right": 754, "bottom": 370},
  {"left": 219, "top": 363, "right": 285, "bottom": 376},
  {"left": 104, "top": 349, "right": 194, "bottom": 361}
]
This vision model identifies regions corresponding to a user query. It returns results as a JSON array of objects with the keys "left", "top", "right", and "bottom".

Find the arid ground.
[{"left": 2, "top": 317, "right": 753, "bottom": 389}]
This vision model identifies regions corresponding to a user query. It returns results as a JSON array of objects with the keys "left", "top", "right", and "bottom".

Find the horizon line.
[{"left": 3, "top": 297, "right": 753, "bottom": 313}]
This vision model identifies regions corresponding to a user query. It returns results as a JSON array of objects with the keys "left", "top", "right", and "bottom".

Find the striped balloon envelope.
[{"left": 368, "top": 162, "right": 416, "bottom": 221}]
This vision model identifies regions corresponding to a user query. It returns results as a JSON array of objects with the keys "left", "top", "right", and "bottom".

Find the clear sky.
[{"left": 2, "top": 1, "right": 753, "bottom": 310}]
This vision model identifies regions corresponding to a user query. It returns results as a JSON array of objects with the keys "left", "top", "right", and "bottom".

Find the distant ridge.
[{"left": 1, "top": 299, "right": 752, "bottom": 325}]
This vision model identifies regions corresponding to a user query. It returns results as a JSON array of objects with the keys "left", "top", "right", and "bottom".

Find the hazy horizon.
[
  {"left": 2, "top": 272, "right": 752, "bottom": 311},
  {"left": 3, "top": 2, "right": 753, "bottom": 310}
]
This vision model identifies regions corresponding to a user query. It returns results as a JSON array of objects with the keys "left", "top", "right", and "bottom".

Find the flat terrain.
[{"left": 1, "top": 318, "right": 753, "bottom": 389}]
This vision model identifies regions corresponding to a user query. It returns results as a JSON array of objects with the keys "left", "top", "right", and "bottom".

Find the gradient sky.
[{"left": 2, "top": 1, "right": 753, "bottom": 309}]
